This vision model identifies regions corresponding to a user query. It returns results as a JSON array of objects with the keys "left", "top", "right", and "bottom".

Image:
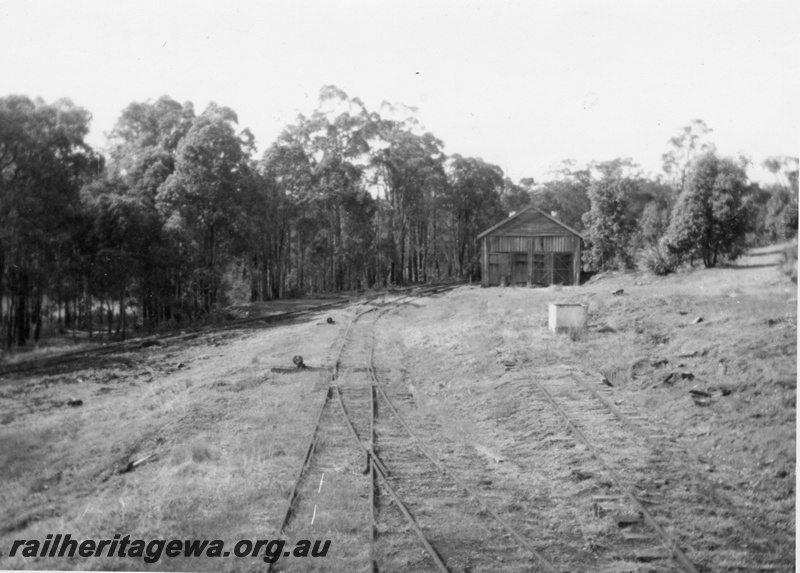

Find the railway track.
[
  {"left": 268, "top": 286, "right": 562, "bottom": 572},
  {"left": 258, "top": 283, "right": 792, "bottom": 572},
  {"left": 0, "top": 283, "right": 459, "bottom": 378},
  {"left": 569, "top": 372, "right": 795, "bottom": 551},
  {"left": 369, "top": 347, "right": 556, "bottom": 571},
  {"left": 264, "top": 288, "right": 438, "bottom": 572},
  {"left": 496, "top": 356, "right": 794, "bottom": 572},
  {"left": 366, "top": 299, "right": 793, "bottom": 571},
  {"left": 576, "top": 372, "right": 795, "bottom": 570}
]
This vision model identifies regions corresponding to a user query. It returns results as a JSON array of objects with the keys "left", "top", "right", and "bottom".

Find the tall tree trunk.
[
  {"left": 121, "top": 289, "right": 127, "bottom": 340},
  {"left": 298, "top": 236, "right": 305, "bottom": 295},
  {"left": 115, "top": 296, "right": 122, "bottom": 339},
  {"left": 33, "top": 286, "right": 42, "bottom": 343},
  {"left": 72, "top": 298, "right": 77, "bottom": 342},
  {"left": 15, "top": 273, "right": 28, "bottom": 347},
  {"left": 398, "top": 225, "right": 406, "bottom": 285},
  {"left": 84, "top": 279, "right": 92, "bottom": 341},
  {"left": 6, "top": 302, "right": 13, "bottom": 349},
  {"left": 0, "top": 251, "right": 4, "bottom": 333}
]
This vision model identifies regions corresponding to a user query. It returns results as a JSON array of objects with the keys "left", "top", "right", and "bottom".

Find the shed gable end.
[
  {"left": 484, "top": 210, "right": 574, "bottom": 238},
  {"left": 479, "top": 207, "right": 582, "bottom": 287}
]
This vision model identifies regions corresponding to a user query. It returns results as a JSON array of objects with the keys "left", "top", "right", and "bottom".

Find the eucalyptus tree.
[
  {"left": 661, "top": 119, "right": 716, "bottom": 190},
  {"left": 157, "top": 103, "right": 255, "bottom": 314},
  {"left": 83, "top": 188, "right": 160, "bottom": 338},
  {"left": 634, "top": 179, "right": 675, "bottom": 247},
  {"left": 664, "top": 152, "right": 748, "bottom": 267},
  {"left": 762, "top": 156, "right": 799, "bottom": 239},
  {"left": 530, "top": 163, "right": 592, "bottom": 232},
  {"left": 581, "top": 168, "right": 639, "bottom": 271},
  {"left": 251, "top": 144, "right": 305, "bottom": 299},
  {"left": 0, "top": 95, "right": 98, "bottom": 346},
  {"left": 107, "top": 96, "right": 195, "bottom": 206},
  {"left": 443, "top": 155, "right": 505, "bottom": 275},
  {"left": 371, "top": 124, "right": 447, "bottom": 283},
  {"left": 500, "top": 177, "right": 532, "bottom": 215},
  {"left": 266, "top": 86, "right": 381, "bottom": 292},
  {"left": 96, "top": 96, "right": 201, "bottom": 326}
]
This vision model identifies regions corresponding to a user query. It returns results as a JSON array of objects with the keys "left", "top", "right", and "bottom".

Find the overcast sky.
[{"left": 1, "top": 0, "right": 798, "bottom": 184}]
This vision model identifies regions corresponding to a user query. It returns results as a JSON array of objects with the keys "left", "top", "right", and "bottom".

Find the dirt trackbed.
[{"left": 0, "top": 247, "right": 795, "bottom": 572}]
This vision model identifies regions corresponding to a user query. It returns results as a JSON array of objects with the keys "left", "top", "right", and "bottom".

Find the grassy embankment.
[{"left": 0, "top": 308, "right": 346, "bottom": 571}]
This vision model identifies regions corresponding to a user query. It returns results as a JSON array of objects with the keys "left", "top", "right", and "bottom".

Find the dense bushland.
[{"left": 1, "top": 91, "right": 796, "bottom": 347}]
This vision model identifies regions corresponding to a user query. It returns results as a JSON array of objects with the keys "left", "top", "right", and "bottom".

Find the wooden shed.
[{"left": 477, "top": 207, "right": 584, "bottom": 287}]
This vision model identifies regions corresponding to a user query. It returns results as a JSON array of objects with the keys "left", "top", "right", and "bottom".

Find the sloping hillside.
[{"left": 0, "top": 245, "right": 795, "bottom": 571}]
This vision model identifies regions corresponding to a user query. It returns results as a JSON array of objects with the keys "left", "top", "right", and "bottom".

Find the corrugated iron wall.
[{"left": 488, "top": 235, "right": 578, "bottom": 253}]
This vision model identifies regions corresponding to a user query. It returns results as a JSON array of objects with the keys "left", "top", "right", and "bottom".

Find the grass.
[
  {"left": 1, "top": 250, "right": 794, "bottom": 571},
  {"left": 2, "top": 379, "right": 326, "bottom": 568},
  {"left": 0, "top": 313, "right": 343, "bottom": 572},
  {"left": 573, "top": 330, "right": 639, "bottom": 386},
  {"left": 1, "top": 340, "right": 97, "bottom": 366},
  {"left": 374, "top": 246, "right": 795, "bottom": 569}
]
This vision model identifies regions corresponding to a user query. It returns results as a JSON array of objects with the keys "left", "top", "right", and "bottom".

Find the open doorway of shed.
[
  {"left": 488, "top": 252, "right": 573, "bottom": 287},
  {"left": 553, "top": 253, "right": 573, "bottom": 285},
  {"left": 513, "top": 253, "right": 528, "bottom": 285}
]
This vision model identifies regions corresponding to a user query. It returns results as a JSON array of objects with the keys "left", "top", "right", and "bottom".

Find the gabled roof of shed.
[{"left": 477, "top": 206, "right": 585, "bottom": 240}]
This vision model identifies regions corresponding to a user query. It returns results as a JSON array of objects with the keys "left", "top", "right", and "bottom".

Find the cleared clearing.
[{"left": 0, "top": 246, "right": 795, "bottom": 572}]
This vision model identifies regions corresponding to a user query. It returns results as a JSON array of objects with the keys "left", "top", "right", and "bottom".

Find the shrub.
[
  {"left": 663, "top": 153, "right": 748, "bottom": 268},
  {"left": 784, "top": 199, "right": 798, "bottom": 239},
  {"left": 639, "top": 200, "right": 671, "bottom": 246},
  {"left": 641, "top": 242, "right": 678, "bottom": 276},
  {"left": 582, "top": 176, "right": 638, "bottom": 271},
  {"left": 780, "top": 241, "right": 798, "bottom": 283}
]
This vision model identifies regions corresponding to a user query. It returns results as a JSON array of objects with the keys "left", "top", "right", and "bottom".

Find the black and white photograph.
[{"left": 0, "top": 1, "right": 797, "bottom": 571}]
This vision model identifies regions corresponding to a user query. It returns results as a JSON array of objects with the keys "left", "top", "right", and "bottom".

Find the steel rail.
[
  {"left": 368, "top": 373, "right": 557, "bottom": 573},
  {"left": 371, "top": 456, "right": 450, "bottom": 573},
  {"left": 332, "top": 291, "right": 462, "bottom": 572},
  {"left": 568, "top": 372, "right": 794, "bottom": 551},
  {"left": 264, "top": 304, "right": 378, "bottom": 573},
  {"left": 369, "top": 376, "right": 378, "bottom": 572},
  {"left": 0, "top": 298, "right": 351, "bottom": 377},
  {"left": 332, "top": 382, "right": 390, "bottom": 476},
  {"left": 523, "top": 365, "right": 700, "bottom": 573},
  {"left": 264, "top": 285, "right": 461, "bottom": 573},
  {"left": 264, "top": 386, "right": 331, "bottom": 573},
  {"left": 366, "top": 303, "right": 558, "bottom": 573},
  {"left": 0, "top": 281, "right": 463, "bottom": 377},
  {"left": 331, "top": 383, "right": 450, "bottom": 573}
]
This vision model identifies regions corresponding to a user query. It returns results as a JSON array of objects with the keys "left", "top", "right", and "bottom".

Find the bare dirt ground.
[{"left": 0, "top": 246, "right": 795, "bottom": 572}]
